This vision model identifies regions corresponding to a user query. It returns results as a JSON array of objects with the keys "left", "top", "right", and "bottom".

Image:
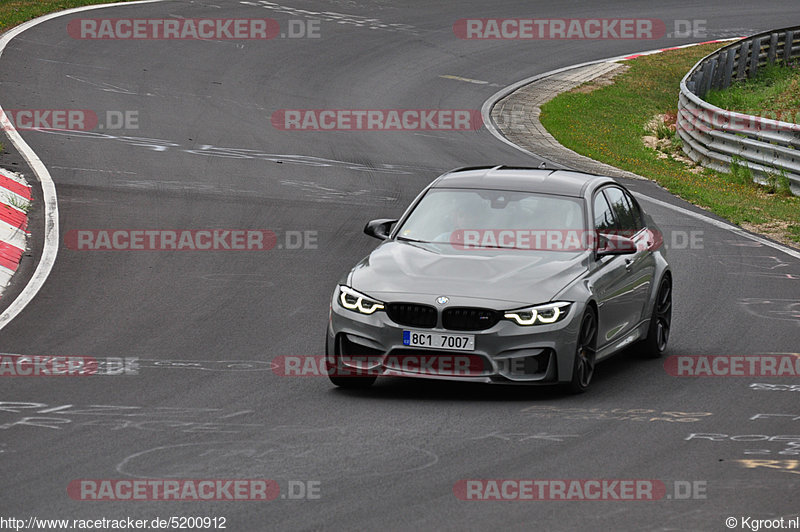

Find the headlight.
[
  {"left": 504, "top": 302, "right": 571, "bottom": 326},
  {"left": 338, "top": 285, "right": 385, "bottom": 315}
]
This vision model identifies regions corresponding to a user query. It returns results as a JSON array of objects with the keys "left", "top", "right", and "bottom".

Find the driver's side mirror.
[
  {"left": 364, "top": 219, "right": 397, "bottom": 240},
  {"left": 596, "top": 233, "right": 636, "bottom": 257}
]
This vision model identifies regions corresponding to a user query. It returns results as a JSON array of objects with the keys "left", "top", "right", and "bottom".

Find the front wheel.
[
  {"left": 565, "top": 307, "right": 598, "bottom": 394},
  {"left": 638, "top": 274, "right": 672, "bottom": 359}
]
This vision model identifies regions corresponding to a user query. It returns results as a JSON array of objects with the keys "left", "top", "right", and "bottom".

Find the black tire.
[
  {"left": 565, "top": 307, "right": 598, "bottom": 394},
  {"left": 326, "top": 336, "right": 377, "bottom": 388},
  {"left": 639, "top": 274, "right": 672, "bottom": 358}
]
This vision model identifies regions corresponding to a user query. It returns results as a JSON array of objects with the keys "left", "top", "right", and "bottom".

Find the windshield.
[{"left": 396, "top": 188, "right": 585, "bottom": 250}]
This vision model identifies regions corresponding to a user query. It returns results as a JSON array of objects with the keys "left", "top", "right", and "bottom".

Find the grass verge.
[
  {"left": 0, "top": 0, "right": 135, "bottom": 32},
  {"left": 705, "top": 61, "right": 800, "bottom": 122},
  {"left": 539, "top": 43, "right": 800, "bottom": 247}
]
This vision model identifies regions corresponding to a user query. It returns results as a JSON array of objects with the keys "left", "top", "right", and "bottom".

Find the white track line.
[
  {"left": 0, "top": 0, "right": 164, "bottom": 331},
  {"left": 631, "top": 192, "right": 800, "bottom": 261},
  {"left": 481, "top": 41, "right": 800, "bottom": 262}
]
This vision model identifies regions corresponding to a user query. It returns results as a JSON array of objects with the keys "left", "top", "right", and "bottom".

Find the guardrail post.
[
  {"left": 767, "top": 33, "right": 778, "bottom": 64},
  {"left": 748, "top": 36, "right": 762, "bottom": 77},
  {"left": 736, "top": 40, "right": 750, "bottom": 80},
  {"left": 712, "top": 52, "right": 726, "bottom": 89},
  {"left": 703, "top": 58, "right": 718, "bottom": 95},
  {"left": 722, "top": 48, "right": 735, "bottom": 88}
]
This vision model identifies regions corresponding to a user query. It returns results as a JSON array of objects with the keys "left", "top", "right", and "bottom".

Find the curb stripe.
[
  {"left": 0, "top": 172, "right": 28, "bottom": 280},
  {"left": 620, "top": 38, "right": 742, "bottom": 60},
  {"left": 0, "top": 203, "right": 27, "bottom": 230},
  {"left": 0, "top": 173, "right": 31, "bottom": 200},
  {"left": 0, "top": 240, "right": 23, "bottom": 271}
]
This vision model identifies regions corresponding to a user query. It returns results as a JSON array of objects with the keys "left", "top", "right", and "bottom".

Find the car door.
[
  {"left": 589, "top": 187, "right": 655, "bottom": 350},
  {"left": 606, "top": 186, "right": 657, "bottom": 325}
]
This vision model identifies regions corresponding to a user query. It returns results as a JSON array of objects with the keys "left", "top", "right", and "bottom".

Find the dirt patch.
[
  {"left": 570, "top": 64, "right": 630, "bottom": 94},
  {"left": 642, "top": 113, "right": 702, "bottom": 170},
  {"left": 740, "top": 221, "right": 800, "bottom": 250}
]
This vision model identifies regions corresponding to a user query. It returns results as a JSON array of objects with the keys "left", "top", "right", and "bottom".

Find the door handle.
[{"left": 624, "top": 258, "right": 634, "bottom": 271}]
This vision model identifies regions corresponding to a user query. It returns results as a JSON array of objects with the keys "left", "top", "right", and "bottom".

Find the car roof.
[{"left": 430, "top": 165, "right": 617, "bottom": 197}]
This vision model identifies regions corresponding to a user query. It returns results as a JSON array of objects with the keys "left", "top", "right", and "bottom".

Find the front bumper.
[{"left": 326, "top": 289, "right": 585, "bottom": 385}]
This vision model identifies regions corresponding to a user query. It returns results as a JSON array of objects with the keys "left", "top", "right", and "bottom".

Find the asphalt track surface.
[{"left": 0, "top": 1, "right": 799, "bottom": 530}]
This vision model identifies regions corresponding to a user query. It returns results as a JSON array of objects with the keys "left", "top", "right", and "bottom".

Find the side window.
[
  {"left": 593, "top": 192, "right": 616, "bottom": 232},
  {"left": 625, "top": 191, "right": 645, "bottom": 230},
  {"left": 603, "top": 187, "right": 639, "bottom": 233}
]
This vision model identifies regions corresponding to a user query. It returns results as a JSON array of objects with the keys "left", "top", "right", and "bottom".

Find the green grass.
[
  {"left": 539, "top": 43, "right": 800, "bottom": 246},
  {"left": 3, "top": 192, "right": 29, "bottom": 212},
  {"left": 0, "top": 0, "right": 135, "bottom": 32},
  {"left": 706, "top": 61, "right": 800, "bottom": 122}
]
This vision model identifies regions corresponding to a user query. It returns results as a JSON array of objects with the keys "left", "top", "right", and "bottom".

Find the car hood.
[{"left": 348, "top": 240, "right": 589, "bottom": 307}]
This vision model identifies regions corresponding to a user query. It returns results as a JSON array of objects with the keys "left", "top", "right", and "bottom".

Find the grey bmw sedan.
[{"left": 326, "top": 166, "right": 672, "bottom": 393}]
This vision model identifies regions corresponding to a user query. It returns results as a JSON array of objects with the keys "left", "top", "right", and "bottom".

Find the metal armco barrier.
[{"left": 677, "top": 27, "right": 800, "bottom": 194}]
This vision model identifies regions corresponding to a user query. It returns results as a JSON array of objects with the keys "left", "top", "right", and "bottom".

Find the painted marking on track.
[
  {"left": 36, "top": 58, "right": 110, "bottom": 70},
  {"left": 736, "top": 272, "right": 800, "bottom": 280},
  {"left": 0, "top": 353, "right": 277, "bottom": 372},
  {"left": 440, "top": 74, "right": 493, "bottom": 85},
  {"left": 737, "top": 299, "right": 800, "bottom": 323},
  {"left": 0, "top": 401, "right": 263, "bottom": 433},
  {"left": 722, "top": 239, "right": 762, "bottom": 248},
  {"left": 412, "top": 132, "right": 463, "bottom": 141},
  {"left": 199, "top": 273, "right": 275, "bottom": 286},
  {"left": 686, "top": 433, "right": 800, "bottom": 458},
  {"left": 521, "top": 406, "right": 713, "bottom": 423},
  {"left": 750, "top": 383, "right": 800, "bottom": 392},
  {"left": 713, "top": 255, "right": 789, "bottom": 270},
  {"left": 0, "top": 0, "right": 164, "bottom": 331},
  {"left": 50, "top": 165, "right": 137, "bottom": 175},
  {"left": 219, "top": 410, "right": 255, "bottom": 419},
  {"left": 32, "top": 128, "right": 421, "bottom": 174},
  {"left": 469, "top": 431, "right": 580, "bottom": 442},
  {"left": 735, "top": 459, "right": 800, "bottom": 474},
  {"left": 117, "top": 439, "right": 439, "bottom": 479},
  {"left": 244, "top": 0, "right": 419, "bottom": 35},
  {"left": 66, "top": 74, "right": 142, "bottom": 95}
]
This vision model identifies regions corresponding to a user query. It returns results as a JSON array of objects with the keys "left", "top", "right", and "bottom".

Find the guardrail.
[{"left": 677, "top": 26, "right": 800, "bottom": 195}]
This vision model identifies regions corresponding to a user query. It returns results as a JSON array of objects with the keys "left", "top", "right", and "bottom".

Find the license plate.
[{"left": 402, "top": 330, "right": 475, "bottom": 351}]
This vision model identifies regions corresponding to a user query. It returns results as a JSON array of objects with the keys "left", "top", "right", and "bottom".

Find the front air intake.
[{"left": 386, "top": 303, "right": 438, "bottom": 328}]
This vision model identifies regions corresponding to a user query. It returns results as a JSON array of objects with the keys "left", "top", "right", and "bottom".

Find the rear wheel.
[
  {"left": 566, "top": 307, "right": 597, "bottom": 394},
  {"left": 326, "top": 336, "right": 377, "bottom": 388},
  {"left": 639, "top": 274, "right": 672, "bottom": 358}
]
